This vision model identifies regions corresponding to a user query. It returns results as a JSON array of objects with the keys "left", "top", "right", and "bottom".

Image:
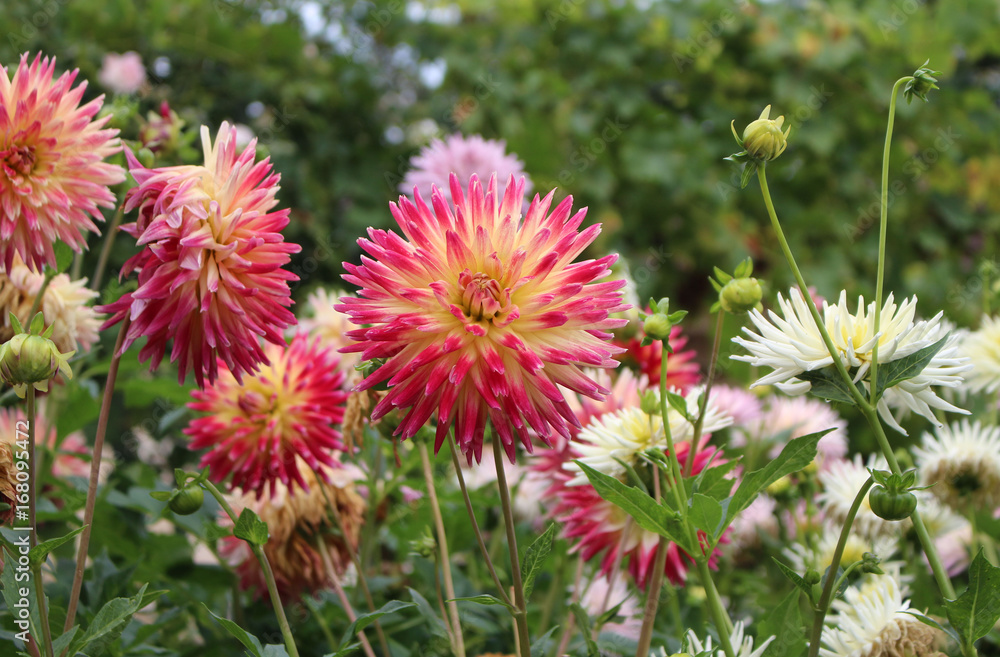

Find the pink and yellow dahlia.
[
  {"left": 99, "top": 122, "right": 299, "bottom": 387},
  {"left": 339, "top": 173, "right": 627, "bottom": 462},
  {"left": 186, "top": 332, "right": 348, "bottom": 498},
  {"left": 0, "top": 53, "right": 124, "bottom": 273}
]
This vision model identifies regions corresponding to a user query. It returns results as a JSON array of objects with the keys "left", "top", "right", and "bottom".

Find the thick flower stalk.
[
  {"left": 0, "top": 52, "right": 125, "bottom": 272},
  {"left": 186, "top": 333, "right": 348, "bottom": 498},
  {"left": 733, "top": 288, "right": 970, "bottom": 433},
  {"left": 339, "top": 173, "right": 627, "bottom": 462},
  {"left": 99, "top": 122, "right": 300, "bottom": 387}
]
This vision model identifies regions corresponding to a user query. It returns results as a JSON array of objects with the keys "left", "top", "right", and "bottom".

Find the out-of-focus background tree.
[{"left": 5, "top": 0, "right": 999, "bottom": 325}]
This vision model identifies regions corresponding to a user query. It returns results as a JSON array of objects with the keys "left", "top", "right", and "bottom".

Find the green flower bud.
[
  {"left": 0, "top": 314, "right": 74, "bottom": 399},
  {"left": 903, "top": 60, "right": 942, "bottom": 104},
  {"left": 643, "top": 313, "right": 673, "bottom": 341},
  {"left": 168, "top": 485, "right": 205, "bottom": 515},
  {"left": 720, "top": 277, "right": 763, "bottom": 314},
  {"left": 640, "top": 390, "right": 660, "bottom": 415},
  {"left": 803, "top": 569, "right": 822, "bottom": 585},
  {"left": 869, "top": 484, "right": 917, "bottom": 521},
  {"left": 735, "top": 105, "right": 790, "bottom": 162}
]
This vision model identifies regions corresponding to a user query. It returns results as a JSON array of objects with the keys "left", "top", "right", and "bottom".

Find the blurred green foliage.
[{"left": 4, "top": 0, "right": 999, "bottom": 330}]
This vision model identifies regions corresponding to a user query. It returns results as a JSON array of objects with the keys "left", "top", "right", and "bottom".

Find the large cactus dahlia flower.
[{"left": 339, "top": 173, "right": 628, "bottom": 463}]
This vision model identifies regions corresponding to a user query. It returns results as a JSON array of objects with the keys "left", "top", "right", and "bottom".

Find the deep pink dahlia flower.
[
  {"left": 186, "top": 333, "right": 348, "bottom": 498},
  {"left": 99, "top": 122, "right": 300, "bottom": 387},
  {"left": 339, "top": 173, "right": 628, "bottom": 463},
  {"left": 0, "top": 53, "right": 124, "bottom": 273},
  {"left": 617, "top": 325, "right": 700, "bottom": 391}
]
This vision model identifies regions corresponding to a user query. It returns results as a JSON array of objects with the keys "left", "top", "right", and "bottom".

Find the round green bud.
[
  {"left": 868, "top": 485, "right": 917, "bottom": 521},
  {"left": 643, "top": 314, "right": 672, "bottom": 341},
  {"left": 640, "top": 390, "right": 660, "bottom": 415},
  {"left": 803, "top": 569, "right": 822, "bottom": 585},
  {"left": 168, "top": 485, "right": 204, "bottom": 515},
  {"left": 720, "top": 277, "right": 763, "bottom": 314},
  {"left": 741, "top": 105, "right": 790, "bottom": 162}
]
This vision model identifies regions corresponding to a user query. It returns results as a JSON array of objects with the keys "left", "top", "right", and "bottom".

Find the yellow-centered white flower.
[
  {"left": 914, "top": 419, "right": 1000, "bottom": 512},
  {"left": 564, "top": 386, "right": 731, "bottom": 485},
  {"left": 958, "top": 314, "right": 1000, "bottom": 394},
  {"left": 733, "top": 288, "right": 970, "bottom": 434}
]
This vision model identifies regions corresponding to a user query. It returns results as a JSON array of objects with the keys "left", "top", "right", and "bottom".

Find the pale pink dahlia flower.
[
  {"left": 97, "top": 51, "right": 146, "bottom": 95},
  {"left": 400, "top": 134, "right": 532, "bottom": 203},
  {"left": 339, "top": 173, "right": 627, "bottom": 462},
  {"left": 99, "top": 122, "right": 300, "bottom": 387},
  {"left": 0, "top": 53, "right": 124, "bottom": 273},
  {"left": 185, "top": 333, "right": 348, "bottom": 498}
]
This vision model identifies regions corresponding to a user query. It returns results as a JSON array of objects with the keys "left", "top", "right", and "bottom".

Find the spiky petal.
[
  {"left": 99, "top": 122, "right": 300, "bottom": 387},
  {"left": 339, "top": 173, "right": 628, "bottom": 463},
  {"left": 185, "top": 333, "right": 348, "bottom": 498},
  {"left": 0, "top": 53, "right": 124, "bottom": 272}
]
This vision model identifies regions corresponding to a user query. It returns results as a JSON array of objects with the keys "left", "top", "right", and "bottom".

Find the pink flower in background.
[
  {"left": 709, "top": 385, "right": 764, "bottom": 437},
  {"left": 339, "top": 173, "right": 627, "bottom": 463},
  {"left": 760, "top": 395, "right": 848, "bottom": 466},
  {"left": 0, "top": 53, "right": 124, "bottom": 272},
  {"left": 579, "top": 574, "right": 642, "bottom": 641},
  {"left": 400, "top": 134, "right": 532, "bottom": 203},
  {"left": 186, "top": 333, "right": 348, "bottom": 498},
  {"left": 97, "top": 51, "right": 146, "bottom": 95},
  {"left": 99, "top": 122, "right": 299, "bottom": 387}
]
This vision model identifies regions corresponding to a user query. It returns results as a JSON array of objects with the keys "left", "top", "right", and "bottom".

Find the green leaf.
[
  {"left": 569, "top": 603, "right": 601, "bottom": 657},
  {"left": 447, "top": 594, "right": 514, "bottom": 611},
  {"left": 724, "top": 431, "right": 828, "bottom": 529},
  {"left": 233, "top": 508, "right": 269, "bottom": 546},
  {"left": 611, "top": 457, "right": 648, "bottom": 496},
  {"left": 873, "top": 335, "right": 948, "bottom": 401},
  {"left": 9, "top": 313, "right": 23, "bottom": 334},
  {"left": 772, "top": 558, "right": 813, "bottom": 598},
  {"left": 575, "top": 461, "right": 693, "bottom": 553},
  {"left": 51, "top": 626, "right": 80, "bottom": 657},
  {"left": 689, "top": 493, "right": 724, "bottom": 543},
  {"left": 903, "top": 610, "right": 960, "bottom": 645},
  {"left": 521, "top": 523, "right": 556, "bottom": 599},
  {"left": 691, "top": 458, "right": 740, "bottom": 501},
  {"left": 666, "top": 390, "right": 691, "bottom": 420},
  {"left": 1, "top": 553, "right": 43, "bottom": 653},
  {"left": 149, "top": 491, "right": 174, "bottom": 502},
  {"left": 945, "top": 549, "right": 1000, "bottom": 648},
  {"left": 530, "top": 625, "right": 560, "bottom": 656},
  {"left": 54, "top": 241, "right": 74, "bottom": 273},
  {"left": 758, "top": 590, "right": 807, "bottom": 657},
  {"left": 798, "top": 367, "right": 862, "bottom": 405},
  {"left": 406, "top": 587, "right": 448, "bottom": 638},
  {"left": 70, "top": 583, "right": 149, "bottom": 657},
  {"left": 28, "top": 526, "right": 85, "bottom": 568},
  {"left": 203, "top": 605, "right": 265, "bottom": 657},
  {"left": 29, "top": 312, "right": 44, "bottom": 335},
  {"left": 339, "top": 600, "right": 416, "bottom": 648}
]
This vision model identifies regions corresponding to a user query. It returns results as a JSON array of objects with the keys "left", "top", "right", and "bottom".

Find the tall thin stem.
[
  {"left": 63, "top": 316, "right": 130, "bottom": 633},
  {"left": 91, "top": 204, "right": 125, "bottom": 292},
  {"left": 870, "top": 77, "right": 913, "bottom": 405},
  {"left": 27, "top": 387, "right": 37, "bottom": 547},
  {"left": 493, "top": 438, "right": 531, "bottom": 657},
  {"left": 447, "top": 437, "right": 513, "bottom": 607},
  {"left": 318, "top": 538, "right": 377, "bottom": 657},
  {"left": 553, "top": 557, "right": 584, "bottom": 657},
  {"left": 419, "top": 441, "right": 466, "bottom": 657},
  {"left": 685, "top": 308, "right": 726, "bottom": 476},
  {"left": 635, "top": 467, "right": 669, "bottom": 657},
  {"left": 316, "top": 479, "right": 391, "bottom": 657},
  {"left": 202, "top": 480, "right": 302, "bottom": 657},
  {"left": 807, "top": 476, "right": 875, "bottom": 657}
]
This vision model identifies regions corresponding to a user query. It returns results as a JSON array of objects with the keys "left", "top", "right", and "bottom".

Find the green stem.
[
  {"left": 807, "top": 476, "right": 875, "bottom": 657},
  {"left": 696, "top": 559, "right": 736, "bottom": 656},
  {"left": 316, "top": 479, "right": 391, "bottom": 657},
  {"left": 492, "top": 437, "right": 531, "bottom": 657},
  {"left": 63, "top": 316, "right": 129, "bottom": 634},
  {"left": 447, "top": 436, "right": 513, "bottom": 607},
  {"left": 27, "top": 269, "right": 57, "bottom": 323},
  {"left": 419, "top": 441, "right": 466, "bottom": 657},
  {"left": 828, "top": 561, "right": 864, "bottom": 603},
  {"left": 685, "top": 308, "right": 726, "bottom": 476},
  {"left": 870, "top": 77, "right": 912, "bottom": 405},
  {"left": 91, "top": 204, "right": 125, "bottom": 292},
  {"left": 537, "top": 549, "right": 563, "bottom": 639},
  {"left": 27, "top": 387, "right": 37, "bottom": 548},
  {"left": 553, "top": 557, "right": 584, "bottom": 657},
  {"left": 635, "top": 466, "right": 669, "bottom": 657},
  {"left": 31, "top": 562, "right": 54, "bottom": 657},
  {"left": 757, "top": 164, "right": 960, "bottom": 624},
  {"left": 202, "top": 480, "right": 301, "bottom": 657},
  {"left": 304, "top": 595, "right": 338, "bottom": 654}
]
